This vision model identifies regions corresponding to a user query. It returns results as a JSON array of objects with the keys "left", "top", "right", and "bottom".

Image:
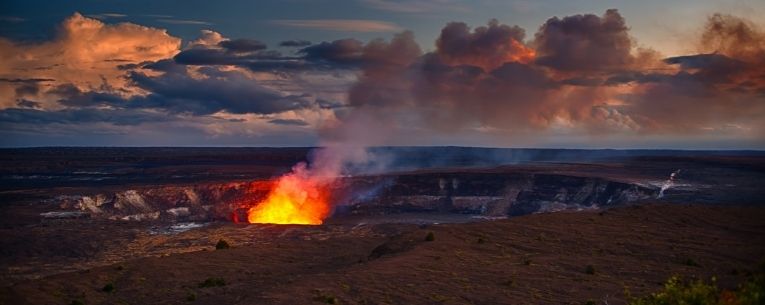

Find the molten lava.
[{"left": 247, "top": 164, "right": 331, "bottom": 225}]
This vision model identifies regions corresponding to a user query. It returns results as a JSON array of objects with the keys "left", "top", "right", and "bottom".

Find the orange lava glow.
[{"left": 246, "top": 170, "right": 331, "bottom": 225}]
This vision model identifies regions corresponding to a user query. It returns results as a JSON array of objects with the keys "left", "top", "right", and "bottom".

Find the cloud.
[
  {"left": 86, "top": 13, "right": 127, "bottom": 20},
  {"left": 271, "top": 19, "right": 401, "bottom": 32},
  {"left": 299, "top": 39, "right": 365, "bottom": 66},
  {"left": 219, "top": 39, "right": 267, "bottom": 53},
  {"left": 1, "top": 10, "right": 764, "bottom": 147},
  {"left": 532, "top": 9, "right": 637, "bottom": 72},
  {"left": 125, "top": 66, "right": 312, "bottom": 115},
  {"left": 0, "top": 12, "right": 181, "bottom": 108},
  {"left": 269, "top": 119, "right": 309, "bottom": 126},
  {"left": 156, "top": 18, "right": 212, "bottom": 25},
  {"left": 435, "top": 19, "right": 534, "bottom": 71},
  {"left": 330, "top": 9, "right": 765, "bottom": 143},
  {"left": 279, "top": 40, "right": 312, "bottom": 47}
]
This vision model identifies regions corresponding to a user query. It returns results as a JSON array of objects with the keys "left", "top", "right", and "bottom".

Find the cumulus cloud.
[
  {"left": 218, "top": 39, "right": 268, "bottom": 53},
  {"left": 1, "top": 10, "right": 763, "bottom": 147},
  {"left": 436, "top": 19, "right": 534, "bottom": 71},
  {"left": 0, "top": 12, "right": 181, "bottom": 108},
  {"left": 328, "top": 9, "right": 764, "bottom": 144},
  {"left": 532, "top": 9, "right": 637, "bottom": 72},
  {"left": 0, "top": 14, "right": 330, "bottom": 146}
]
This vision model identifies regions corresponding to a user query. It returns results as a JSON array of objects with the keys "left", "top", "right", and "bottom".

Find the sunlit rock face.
[{"left": 52, "top": 182, "right": 272, "bottom": 222}]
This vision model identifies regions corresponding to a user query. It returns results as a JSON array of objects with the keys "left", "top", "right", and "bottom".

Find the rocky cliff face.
[
  {"left": 51, "top": 181, "right": 273, "bottom": 222},
  {"left": 45, "top": 171, "right": 658, "bottom": 222},
  {"left": 335, "top": 172, "right": 656, "bottom": 216}
]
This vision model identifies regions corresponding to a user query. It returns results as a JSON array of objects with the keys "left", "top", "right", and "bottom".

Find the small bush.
[
  {"left": 628, "top": 268, "right": 765, "bottom": 305},
  {"left": 628, "top": 276, "right": 717, "bottom": 305},
  {"left": 585, "top": 265, "right": 596, "bottom": 275},
  {"left": 477, "top": 237, "right": 486, "bottom": 244},
  {"left": 684, "top": 258, "right": 700, "bottom": 267},
  {"left": 198, "top": 277, "right": 226, "bottom": 288},
  {"left": 186, "top": 292, "right": 197, "bottom": 302},
  {"left": 101, "top": 283, "right": 115, "bottom": 293},
  {"left": 215, "top": 239, "right": 230, "bottom": 250},
  {"left": 313, "top": 294, "right": 338, "bottom": 304},
  {"left": 584, "top": 300, "right": 596, "bottom": 305},
  {"left": 70, "top": 300, "right": 85, "bottom": 305},
  {"left": 425, "top": 232, "right": 435, "bottom": 242}
]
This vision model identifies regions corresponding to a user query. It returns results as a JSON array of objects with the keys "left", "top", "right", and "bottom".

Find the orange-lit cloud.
[{"left": 0, "top": 13, "right": 181, "bottom": 108}]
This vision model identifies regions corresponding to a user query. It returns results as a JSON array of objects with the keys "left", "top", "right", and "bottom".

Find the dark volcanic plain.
[{"left": 0, "top": 147, "right": 764, "bottom": 305}]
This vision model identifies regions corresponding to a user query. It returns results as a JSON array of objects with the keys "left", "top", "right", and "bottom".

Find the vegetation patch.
[
  {"left": 186, "top": 292, "right": 197, "bottom": 302},
  {"left": 198, "top": 277, "right": 226, "bottom": 288},
  {"left": 215, "top": 239, "right": 230, "bottom": 250},
  {"left": 312, "top": 289, "right": 338, "bottom": 304},
  {"left": 628, "top": 264, "right": 765, "bottom": 305},
  {"left": 585, "top": 265, "right": 596, "bottom": 275}
]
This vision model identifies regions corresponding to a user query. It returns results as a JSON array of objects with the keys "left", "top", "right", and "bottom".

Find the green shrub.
[
  {"left": 186, "top": 292, "right": 197, "bottom": 301},
  {"left": 684, "top": 258, "right": 701, "bottom": 267},
  {"left": 425, "top": 232, "right": 435, "bottom": 242},
  {"left": 198, "top": 277, "right": 226, "bottom": 288},
  {"left": 215, "top": 239, "right": 230, "bottom": 250},
  {"left": 628, "top": 276, "right": 718, "bottom": 305},
  {"left": 628, "top": 271, "right": 765, "bottom": 305},
  {"left": 70, "top": 300, "right": 85, "bottom": 305},
  {"left": 101, "top": 283, "right": 115, "bottom": 293},
  {"left": 313, "top": 293, "right": 338, "bottom": 304},
  {"left": 584, "top": 300, "right": 596, "bottom": 305}
]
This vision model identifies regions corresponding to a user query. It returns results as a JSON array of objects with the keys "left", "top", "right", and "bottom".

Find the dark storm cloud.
[
  {"left": 124, "top": 67, "right": 312, "bottom": 115},
  {"left": 268, "top": 118, "right": 309, "bottom": 126},
  {"left": 279, "top": 40, "right": 312, "bottom": 47},
  {"left": 298, "top": 39, "right": 365, "bottom": 66},
  {"left": 218, "top": 39, "right": 267, "bottom": 53},
  {"left": 171, "top": 34, "right": 419, "bottom": 73},
  {"left": 663, "top": 53, "right": 743, "bottom": 71},
  {"left": 49, "top": 61, "right": 312, "bottom": 116},
  {"left": 173, "top": 48, "right": 245, "bottom": 65},
  {"left": 533, "top": 9, "right": 635, "bottom": 72}
]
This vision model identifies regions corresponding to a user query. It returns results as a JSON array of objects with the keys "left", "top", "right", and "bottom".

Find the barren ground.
[{"left": 2, "top": 204, "right": 764, "bottom": 305}]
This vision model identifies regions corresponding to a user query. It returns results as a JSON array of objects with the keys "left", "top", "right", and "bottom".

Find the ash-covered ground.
[{"left": 0, "top": 147, "right": 764, "bottom": 304}]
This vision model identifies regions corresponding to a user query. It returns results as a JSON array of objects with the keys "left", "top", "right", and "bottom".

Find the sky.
[{"left": 0, "top": 0, "right": 764, "bottom": 148}]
